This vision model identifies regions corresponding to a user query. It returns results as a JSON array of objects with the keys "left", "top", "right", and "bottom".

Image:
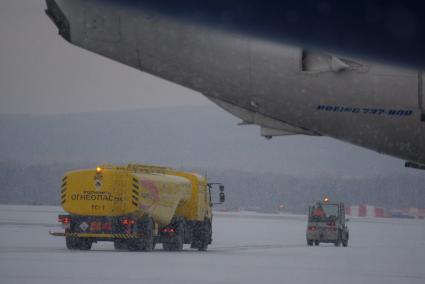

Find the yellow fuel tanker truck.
[{"left": 50, "top": 164, "right": 225, "bottom": 251}]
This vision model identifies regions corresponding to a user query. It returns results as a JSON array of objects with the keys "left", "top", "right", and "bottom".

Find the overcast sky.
[{"left": 0, "top": 0, "right": 210, "bottom": 115}]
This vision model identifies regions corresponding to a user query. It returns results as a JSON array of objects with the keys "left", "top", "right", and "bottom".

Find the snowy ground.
[{"left": 0, "top": 205, "right": 424, "bottom": 284}]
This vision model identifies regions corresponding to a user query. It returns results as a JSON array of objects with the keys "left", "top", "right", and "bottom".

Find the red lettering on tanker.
[{"left": 139, "top": 178, "right": 160, "bottom": 202}]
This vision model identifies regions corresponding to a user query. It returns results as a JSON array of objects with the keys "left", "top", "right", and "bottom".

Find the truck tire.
[
  {"left": 314, "top": 241, "right": 319, "bottom": 246},
  {"left": 174, "top": 235, "right": 184, "bottom": 251},
  {"left": 207, "top": 221, "right": 212, "bottom": 247},
  {"left": 171, "top": 222, "right": 184, "bottom": 251},
  {"left": 191, "top": 220, "right": 210, "bottom": 251},
  {"left": 162, "top": 243, "right": 172, "bottom": 251},
  {"left": 307, "top": 240, "right": 313, "bottom": 246},
  {"left": 126, "top": 218, "right": 155, "bottom": 251},
  {"left": 162, "top": 222, "right": 184, "bottom": 251},
  {"left": 141, "top": 218, "right": 154, "bottom": 252},
  {"left": 334, "top": 232, "right": 342, "bottom": 247},
  {"left": 198, "top": 242, "right": 208, "bottom": 251},
  {"left": 114, "top": 239, "right": 127, "bottom": 250},
  {"left": 66, "top": 237, "right": 79, "bottom": 250},
  {"left": 200, "top": 221, "right": 211, "bottom": 251},
  {"left": 79, "top": 238, "right": 92, "bottom": 250},
  {"left": 127, "top": 240, "right": 140, "bottom": 251},
  {"left": 342, "top": 231, "right": 349, "bottom": 247}
]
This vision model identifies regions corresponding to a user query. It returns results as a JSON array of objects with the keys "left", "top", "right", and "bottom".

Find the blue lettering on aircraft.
[{"left": 317, "top": 105, "right": 413, "bottom": 117}]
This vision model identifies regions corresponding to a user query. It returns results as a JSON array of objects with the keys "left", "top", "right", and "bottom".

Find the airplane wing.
[{"left": 211, "top": 98, "right": 319, "bottom": 138}]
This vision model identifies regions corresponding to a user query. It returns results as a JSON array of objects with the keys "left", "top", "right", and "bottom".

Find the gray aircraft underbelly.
[{"left": 46, "top": 0, "right": 425, "bottom": 166}]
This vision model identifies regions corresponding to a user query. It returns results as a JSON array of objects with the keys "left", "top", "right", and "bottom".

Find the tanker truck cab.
[
  {"left": 50, "top": 164, "right": 225, "bottom": 252},
  {"left": 162, "top": 171, "right": 225, "bottom": 251},
  {"left": 306, "top": 199, "right": 349, "bottom": 247}
]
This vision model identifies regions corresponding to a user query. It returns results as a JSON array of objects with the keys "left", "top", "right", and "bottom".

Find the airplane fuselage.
[{"left": 47, "top": 0, "right": 425, "bottom": 165}]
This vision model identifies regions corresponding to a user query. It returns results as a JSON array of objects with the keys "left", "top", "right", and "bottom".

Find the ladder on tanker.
[{"left": 111, "top": 170, "right": 128, "bottom": 215}]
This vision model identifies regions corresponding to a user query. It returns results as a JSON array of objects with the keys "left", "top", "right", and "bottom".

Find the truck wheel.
[
  {"left": 198, "top": 241, "right": 208, "bottom": 251},
  {"left": 335, "top": 232, "right": 342, "bottom": 247},
  {"left": 127, "top": 240, "right": 140, "bottom": 251},
  {"left": 66, "top": 237, "right": 79, "bottom": 250},
  {"left": 126, "top": 218, "right": 155, "bottom": 252},
  {"left": 342, "top": 231, "right": 349, "bottom": 247},
  {"left": 141, "top": 218, "right": 154, "bottom": 251},
  {"left": 314, "top": 241, "right": 319, "bottom": 246},
  {"left": 162, "top": 222, "right": 184, "bottom": 251},
  {"left": 207, "top": 221, "right": 213, "bottom": 245},
  {"left": 171, "top": 222, "right": 184, "bottom": 251},
  {"left": 114, "top": 239, "right": 127, "bottom": 250},
  {"left": 307, "top": 240, "right": 313, "bottom": 246},
  {"left": 190, "top": 221, "right": 209, "bottom": 251},
  {"left": 162, "top": 243, "right": 172, "bottom": 251},
  {"left": 174, "top": 236, "right": 184, "bottom": 251},
  {"left": 79, "top": 238, "right": 92, "bottom": 250},
  {"left": 198, "top": 221, "right": 211, "bottom": 251}
]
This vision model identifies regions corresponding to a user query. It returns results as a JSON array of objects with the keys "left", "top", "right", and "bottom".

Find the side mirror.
[{"left": 219, "top": 192, "right": 225, "bottom": 203}]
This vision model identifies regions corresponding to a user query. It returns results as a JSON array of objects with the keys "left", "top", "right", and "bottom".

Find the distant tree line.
[
  {"left": 207, "top": 169, "right": 425, "bottom": 213},
  {"left": 1, "top": 161, "right": 424, "bottom": 213}
]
